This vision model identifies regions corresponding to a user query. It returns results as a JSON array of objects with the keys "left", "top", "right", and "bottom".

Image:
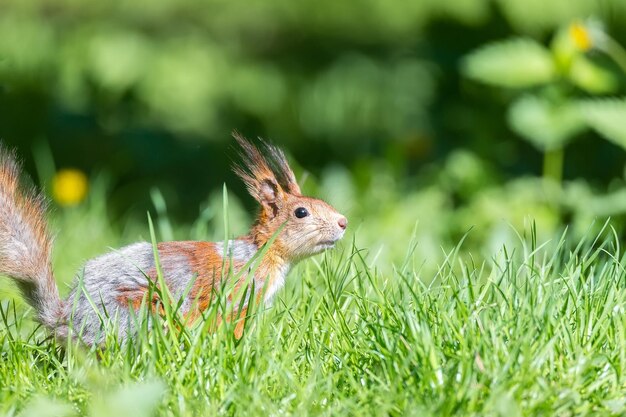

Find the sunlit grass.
[{"left": 1, "top": 214, "right": 626, "bottom": 416}]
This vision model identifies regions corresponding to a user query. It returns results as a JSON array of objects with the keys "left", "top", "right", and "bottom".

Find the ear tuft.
[
  {"left": 232, "top": 132, "right": 288, "bottom": 220},
  {"left": 261, "top": 141, "right": 301, "bottom": 195},
  {"left": 232, "top": 131, "right": 301, "bottom": 199}
]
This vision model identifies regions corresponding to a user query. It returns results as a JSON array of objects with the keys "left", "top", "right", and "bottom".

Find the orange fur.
[{"left": 115, "top": 241, "right": 254, "bottom": 329}]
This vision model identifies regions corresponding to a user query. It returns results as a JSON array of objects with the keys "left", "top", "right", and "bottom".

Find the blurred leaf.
[
  {"left": 507, "top": 95, "right": 585, "bottom": 150},
  {"left": 91, "top": 380, "right": 165, "bottom": 417},
  {"left": 86, "top": 29, "right": 152, "bottom": 94},
  {"left": 492, "top": 391, "right": 522, "bottom": 417},
  {"left": 587, "top": 189, "right": 626, "bottom": 217},
  {"left": 462, "top": 38, "right": 556, "bottom": 88},
  {"left": 0, "top": 15, "right": 55, "bottom": 81},
  {"left": 18, "top": 396, "right": 75, "bottom": 417},
  {"left": 443, "top": 150, "right": 496, "bottom": 197},
  {"left": 580, "top": 99, "right": 626, "bottom": 150},
  {"left": 568, "top": 55, "right": 619, "bottom": 94},
  {"left": 604, "top": 398, "right": 626, "bottom": 414}
]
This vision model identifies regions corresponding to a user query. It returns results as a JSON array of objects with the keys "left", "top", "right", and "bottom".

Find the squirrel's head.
[{"left": 233, "top": 133, "right": 347, "bottom": 261}]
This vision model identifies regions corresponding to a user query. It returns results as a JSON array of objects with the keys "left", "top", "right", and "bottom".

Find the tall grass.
[{"left": 1, "top": 216, "right": 626, "bottom": 416}]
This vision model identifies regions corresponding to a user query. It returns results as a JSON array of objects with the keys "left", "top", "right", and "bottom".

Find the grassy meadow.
[
  {"left": 3, "top": 0, "right": 626, "bottom": 415},
  {"left": 1, "top": 180, "right": 626, "bottom": 417}
]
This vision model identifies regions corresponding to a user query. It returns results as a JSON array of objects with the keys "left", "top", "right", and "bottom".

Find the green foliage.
[
  {"left": 0, "top": 0, "right": 447, "bottom": 141},
  {"left": 463, "top": 18, "right": 626, "bottom": 184},
  {"left": 568, "top": 55, "right": 619, "bottom": 93},
  {"left": 1, "top": 0, "right": 623, "bottom": 150},
  {"left": 580, "top": 98, "right": 626, "bottom": 149},
  {"left": 462, "top": 39, "right": 556, "bottom": 88},
  {"left": 507, "top": 95, "right": 585, "bottom": 150},
  {"left": 2, "top": 0, "right": 626, "bottom": 226}
]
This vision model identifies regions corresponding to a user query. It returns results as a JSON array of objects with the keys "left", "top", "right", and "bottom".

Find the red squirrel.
[{"left": 0, "top": 134, "right": 347, "bottom": 344}]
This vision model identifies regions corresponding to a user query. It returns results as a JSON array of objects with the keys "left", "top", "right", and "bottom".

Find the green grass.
[{"left": 2, "top": 218, "right": 626, "bottom": 417}]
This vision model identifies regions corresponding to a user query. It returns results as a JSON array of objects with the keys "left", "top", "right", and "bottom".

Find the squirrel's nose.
[{"left": 337, "top": 216, "right": 348, "bottom": 230}]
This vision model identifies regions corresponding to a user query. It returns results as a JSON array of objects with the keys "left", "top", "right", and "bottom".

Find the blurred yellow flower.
[
  {"left": 52, "top": 169, "right": 88, "bottom": 206},
  {"left": 569, "top": 22, "right": 592, "bottom": 52}
]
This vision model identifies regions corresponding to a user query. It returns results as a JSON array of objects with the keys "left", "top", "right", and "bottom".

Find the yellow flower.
[
  {"left": 569, "top": 21, "right": 592, "bottom": 52},
  {"left": 52, "top": 169, "right": 88, "bottom": 206}
]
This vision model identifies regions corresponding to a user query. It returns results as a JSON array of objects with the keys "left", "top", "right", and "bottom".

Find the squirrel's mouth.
[
  {"left": 314, "top": 229, "right": 345, "bottom": 252},
  {"left": 318, "top": 240, "right": 336, "bottom": 248},
  {"left": 316, "top": 236, "right": 342, "bottom": 250}
]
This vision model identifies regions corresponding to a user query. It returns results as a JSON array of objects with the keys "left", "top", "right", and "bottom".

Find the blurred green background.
[{"left": 2, "top": 0, "right": 626, "bottom": 274}]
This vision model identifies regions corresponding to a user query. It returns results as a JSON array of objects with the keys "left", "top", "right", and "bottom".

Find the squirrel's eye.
[{"left": 294, "top": 207, "right": 309, "bottom": 218}]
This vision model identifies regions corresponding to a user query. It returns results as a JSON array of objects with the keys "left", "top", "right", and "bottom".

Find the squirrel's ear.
[
  {"left": 259, "top": 178, "right": 283, "bottom": 219},
  {"left": 262, "top": 142, "right": 301, "bottom": 196}
]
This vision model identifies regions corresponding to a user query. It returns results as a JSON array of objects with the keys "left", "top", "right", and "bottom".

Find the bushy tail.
[{"left": 0, "top": 145, "right": 64, "bottom": 330}]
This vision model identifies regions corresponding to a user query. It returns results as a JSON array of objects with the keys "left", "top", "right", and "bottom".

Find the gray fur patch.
[
  {"left": 64, "top": 242, "right": 156, "bottom": 345},
  {"left": 215, "top": 239, "right": 258, "bottom": 264}
]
